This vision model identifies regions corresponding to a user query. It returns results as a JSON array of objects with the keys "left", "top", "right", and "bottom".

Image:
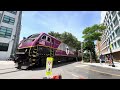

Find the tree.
[
  {"left": 82, "top": 24, "right": 106, "bottom": 62},
  {"left": 48, "top": 31, "right": 62, "bottom": 40}
]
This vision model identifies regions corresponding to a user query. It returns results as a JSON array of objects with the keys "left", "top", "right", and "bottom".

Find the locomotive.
[{"left": 14, "top": 32, "right": 79, "bottom": 69}]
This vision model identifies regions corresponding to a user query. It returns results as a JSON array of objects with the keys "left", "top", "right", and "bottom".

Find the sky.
[{"left": 20, "top": 11, "right": 101, "bottom": 42}]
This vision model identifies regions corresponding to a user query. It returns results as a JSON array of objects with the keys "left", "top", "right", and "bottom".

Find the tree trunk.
[
  {"left": 93, "top": 50, "right": 97, "bottom": 62},
  {"left": 89, "top": 50, "right": 92, "bottom": 63}
]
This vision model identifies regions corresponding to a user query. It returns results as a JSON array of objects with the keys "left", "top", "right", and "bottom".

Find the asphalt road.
[{"left": 0, "top": 61, "right": 120, "bottom": 79}]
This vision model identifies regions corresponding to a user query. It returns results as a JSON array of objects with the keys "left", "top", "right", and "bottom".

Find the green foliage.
[
  {"left": 82, "top": 24, "right": 106, "bottom": 62},
  {"left": 82, "top": 24, "right": 106, "bottom": 42}
]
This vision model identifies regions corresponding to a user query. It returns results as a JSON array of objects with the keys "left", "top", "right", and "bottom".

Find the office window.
[
  {"left": 7, "top": 11, "right": 17, "bottom": 15},
  {"left": 117, "top": 39, "right": 120, "bottom": 47},
  {"left": 118, "top": 11, "right": 120, "bottom": 17},
  {"left": 0, "top": 13, "right": 1, "bottom": 21},
  {"left": 0, "top": 43, "right": 9, "bottom": 51},
  {"left": 110, "top": 35, "right": 112, "bottom": 41},
  {"left": 109, "top": 15, "right": 112, "bottom": 21},
  {"left": 113, "top": 16, "right": 119, "bottom": 27},
  {"left": 114, "top": 42, "right": 117, "bottom": 49},
  {"left": 0, "top": 26, "right": 12, "bottom": 38},
  {"left": 2, "top": 15, "right": 15, "bottom": 25},
  {"left": 112, "top": 32, "right": 115, "bottom": 39},
  {"left": 115, "top": 27, "right": 120, "bottom": 37},
  {"left": 111, "top": 11, "right": 116, "bottom": 17},
  {"left": 110, "top": 24, "right": 113, "bottom": 30}
]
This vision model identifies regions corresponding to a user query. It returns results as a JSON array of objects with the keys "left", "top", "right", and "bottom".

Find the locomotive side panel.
[{"left": 55, "top": 42, "right": 76, "bottom": 57}]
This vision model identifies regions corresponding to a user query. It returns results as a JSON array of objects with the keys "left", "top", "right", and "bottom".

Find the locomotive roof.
[{"left": 41, "top": 32, "right": 61, "bottom": 42}]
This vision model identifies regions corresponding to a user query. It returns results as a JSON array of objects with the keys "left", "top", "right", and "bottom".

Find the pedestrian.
[
  {"left": 105, "top": 55, "right": 109, "bottom": 65},
  {"left": 107, "top": 54, "right": 111, "bottom": 66},
  {"left": 99, "top": 54, "right": 103, "bottom": 64}
]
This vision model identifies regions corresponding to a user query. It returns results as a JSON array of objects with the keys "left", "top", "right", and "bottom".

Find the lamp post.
[{"left": 108, "top": 39, "right": 115, "bottom": 67}]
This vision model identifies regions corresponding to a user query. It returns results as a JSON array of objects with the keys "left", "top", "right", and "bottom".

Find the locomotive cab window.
[
  {"left": 42, "top": 35, "right": 46, "bottom": 40},
  {"left": 47, "top": 37, "right": 51, "bottom": 42}
]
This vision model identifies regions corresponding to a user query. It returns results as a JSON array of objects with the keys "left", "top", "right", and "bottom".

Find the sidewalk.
[
  {"left": 81, "top": 61, "right": 120, "bottom": 70},
  {"left": 0, "top": 60, "right": 15, "bottom": 65}
]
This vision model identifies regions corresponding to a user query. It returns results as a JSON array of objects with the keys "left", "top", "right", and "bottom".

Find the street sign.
[{"left": 46, "top": 57, "right": 54, "bottom": 77}]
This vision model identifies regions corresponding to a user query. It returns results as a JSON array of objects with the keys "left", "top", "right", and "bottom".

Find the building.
[
  {"left": 0, "top": 11, "right": 22, "bottom": 60},
  {"left": 95, "top": 40, "right": 101, "bottom": 57},
  {"left": 97, "top": 11, "right": 120, "bottom": 61}
]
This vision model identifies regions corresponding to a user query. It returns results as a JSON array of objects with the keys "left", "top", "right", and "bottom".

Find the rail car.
[{"left": 14, "top": 32, "right": 79, "bottom": 69}]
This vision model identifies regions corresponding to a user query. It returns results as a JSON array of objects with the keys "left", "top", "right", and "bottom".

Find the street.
[{"left": 0, "top": 61, "right": 120, "bottom": 79}]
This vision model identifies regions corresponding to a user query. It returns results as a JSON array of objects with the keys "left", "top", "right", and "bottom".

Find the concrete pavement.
[{"left": 0, "top": 61, "right": 120, "bottom": 79}]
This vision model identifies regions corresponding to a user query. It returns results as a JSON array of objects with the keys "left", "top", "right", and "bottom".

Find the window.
[
  {"left": 47, "top": 37, "right": 51, "bottom": 42},
  {"left": 112, "top": 32, "right": 115, "bottom": 39},
  {"left": 117, "top": 39, "right": 120, "bottom": 47},
  {"left": 109, "top": 15, "right": 112, "bottom": 21},
  {"left": 7, "top": 11, "right": 17, "bottom": 15},
  {"left": 114, "top": 42, "right": 117, "bottom": 48},
  {"left": 111, "top": 11, "right": 116, "bottom": 17},
  {"left": 110, "top": 24, "right": 113, "bottom": 30},
  {"left": 2, "top": 15, "right": 15, "bottom": 25},
  {"left": 0, "top": 13, "right": 1, "bottom": 21},
  {"left": 109, "top": 27, "right": 111, "bottom": 31},
  {"left": 108, "top": 19, "right": 109, "bottom": 24},
  {"left": 110, "top": 35, "right": 112, "bottom": 41},
  {"left": 115, "top": 27, "right": 120, "bottom": 37},
  {"left": 113, "top": 16, "right": 119, "bottom": 27},
  {"left": 29, "top": 34, "right": 39, "bottom": 38},
  {"left": 0, "top": 26, "right": 12, "bottom": 38},
  {"left": 0, "top": 43, "right": 9, "bottom": 51},
  {"left": 118, "top": 11, "right": 120, "bottom": 17},
  {"left": 42, "top": 35, "right": 46, "bottom": 40}
]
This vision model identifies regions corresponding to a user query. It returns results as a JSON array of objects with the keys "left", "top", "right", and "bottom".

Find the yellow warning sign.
[{"left": 46, "top": 57, "right": 54, "bottom": 76}]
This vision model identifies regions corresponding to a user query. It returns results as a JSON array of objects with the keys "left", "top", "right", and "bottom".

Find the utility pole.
[{"left": 81, "top": 42, "right": 84, "bottom": 63}]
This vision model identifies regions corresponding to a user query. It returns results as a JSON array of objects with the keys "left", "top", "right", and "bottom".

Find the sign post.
[{"left": 46, "top": 57, "right": 54, "bottom": 79}]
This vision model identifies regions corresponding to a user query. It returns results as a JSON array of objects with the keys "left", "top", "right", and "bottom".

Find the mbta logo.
[{"left": 66, "top": 46, "right": 69, "bottom": 55}]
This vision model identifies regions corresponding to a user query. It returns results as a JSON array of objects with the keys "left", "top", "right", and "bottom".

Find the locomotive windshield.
[{"left": 28, "top": 34, "right": 40, "bottom": 39}]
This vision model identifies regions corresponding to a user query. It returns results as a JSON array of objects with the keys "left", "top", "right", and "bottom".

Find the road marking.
[
  {"left": 66, "top": 70, "right": 87, "bottom": 79},
  {"left": 72, "top": 74, "right": 79, "bottom": 77},
  {"left": 76, "top": 66, "right": 120, "bottom": 77}
]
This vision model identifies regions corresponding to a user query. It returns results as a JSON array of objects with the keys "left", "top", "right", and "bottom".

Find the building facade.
[
  {"left": 97, "top": 11, "right": 120, "bottom": 61},
  {"left": 0, "top": 11, "right": 22, "bottom": 60}
]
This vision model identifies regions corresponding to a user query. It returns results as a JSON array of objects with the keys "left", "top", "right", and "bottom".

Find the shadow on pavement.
[
  {"left": 30, "top": 61, "right": 77, "bottom": 71},
  {"left": 0, "top": 67, "right": 15, "bottom": 70},
  {"left": 0, "top": 70, "right": 20, "bottom": 75}
]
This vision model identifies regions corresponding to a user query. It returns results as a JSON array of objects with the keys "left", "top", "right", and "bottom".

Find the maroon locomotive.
[{"left": 14, "top": 32, "right": 79, "bottom": 69}]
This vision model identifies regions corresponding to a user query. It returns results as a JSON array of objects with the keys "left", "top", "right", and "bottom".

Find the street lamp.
[{"left": 108, "top": 39, "right": 115, "bottom": 67}]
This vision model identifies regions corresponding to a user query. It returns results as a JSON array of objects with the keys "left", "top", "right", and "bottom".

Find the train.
[{"left": 14, "top": 32, "right": 80, "bottom": 69}]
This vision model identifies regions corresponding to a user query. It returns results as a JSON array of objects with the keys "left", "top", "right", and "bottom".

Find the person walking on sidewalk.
[
  {"left": 99, "top": 54, "right": 104, "bottom": 64},
  {"left": 106, "top": 54, "right": 112, "bottom": 66}
]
